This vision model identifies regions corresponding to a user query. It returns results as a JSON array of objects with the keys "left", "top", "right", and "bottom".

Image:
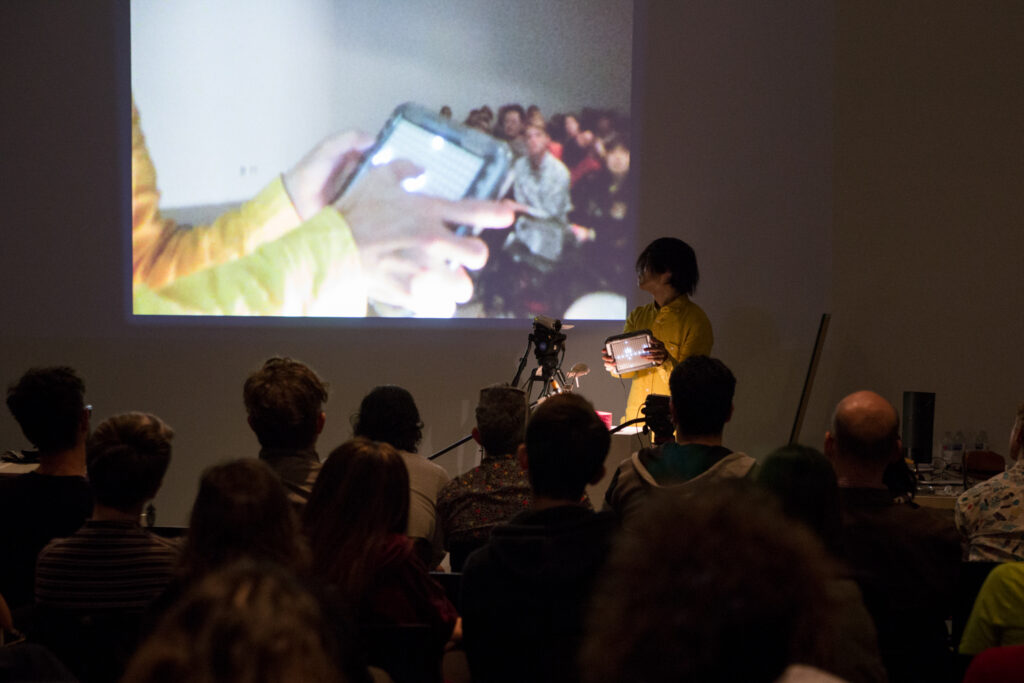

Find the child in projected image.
[{"left": 130, "top": 100, "right": 517, "bottom": 317}]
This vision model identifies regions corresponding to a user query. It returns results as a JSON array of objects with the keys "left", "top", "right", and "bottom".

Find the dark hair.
[
  {"left": 669, "top": 356, "right": 735, "bottom": 437},
  {"left": 635, "top": 237, "right": 699, "bottom": 296},
  {"left": 180, "top": 459, "right": 309, "bottom": 582},
  {"left": 243, "top": 357, "right": 328, "bottom": 450},
  {"left": 352, "top": 385, "right": 423, "bottom": 453},
  {"left": 87, "top": 412, "right": 173, "bottom": 512},
  {"left": 757, "top": 444, "right": 843, "bottom": 556},
  {"left": 524, "top": 393, "right": 609, "bottom": 501},
  {"left": 123, "top": 561, "right": 345, "bottom": 683},
  {"left": 604, "top": 133, "right": 630, "bottom": 154},
  {"left": 581, "top": 481, "right": 829, "bottom": 683},
  {"left": 303, "top": 438, "right": 409, "bottom": 599},
  {"left": 475, "top": 385, "right": 527, "bottom": 457},
  {"left": 6, "top": 366, "right": 85, "bottom": 452}
]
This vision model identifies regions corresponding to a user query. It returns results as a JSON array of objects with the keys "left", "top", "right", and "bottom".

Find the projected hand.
[
  {"left": 283, "top": 131, "right": 375, "bottom": 221},
  {"left": 644, "top": 337, "right": 669, "bottom": 365},
  {"left": 335, "top": 160, "right": 520, "bottom": 316}
]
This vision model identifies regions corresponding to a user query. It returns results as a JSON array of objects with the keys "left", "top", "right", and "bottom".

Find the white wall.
[
  {"left": 130, "top": 0, "right": 633, "bottom": 207},
  {"left": 3, "top": 0, "right": 840, "bottom": 525}
]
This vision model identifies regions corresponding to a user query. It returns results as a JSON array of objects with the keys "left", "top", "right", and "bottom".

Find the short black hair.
[
  {"left": 243, "top": 357, "right": 327, "bottom": 450},
  {"left": 635, "top": 237, "right": 699, "bottom": 296},
  {"left": 525, "top": 393, "right": 609, "bottom": 501},
  {"left": 87, "top": 412, "right": 173, "bottom": 512},
  {"left": 756, "top": 444, "right": 842, "bottom": 555},
  {"left": 352, "top": 385, "right": 423, "bottom": 453},
  {"left": 6, "top": 366, "right": 85, "bottom": 452},
  {"left": 475, "top": 385, "right": 527, "bottom": 456},
  {"left": 669, "top": 356, "right": 735, "bottom": 437}
]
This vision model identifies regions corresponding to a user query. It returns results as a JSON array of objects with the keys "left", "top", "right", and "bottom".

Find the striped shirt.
[{"left": 35, "top": 520, "right": 180, "bottom": 611}]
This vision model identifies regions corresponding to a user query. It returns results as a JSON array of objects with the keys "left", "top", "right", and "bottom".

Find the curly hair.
[
  {"left": 351, "top": 385, "right": 423, "bottom": 453},
  {"left": 581, "top": 481, "right": 830, "bottom": 683},
  {"left": 123, "top": 560, "right": 345, "bottom": 683},
  {"left": 243, "top": 357, "right": 328, "bottom": 450}
]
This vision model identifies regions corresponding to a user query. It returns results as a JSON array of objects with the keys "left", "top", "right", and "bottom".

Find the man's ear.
[
  {"left": 517, "top": 443, "right": 529, "bottom": 472},
  {"left": 669, "top": 397, "right": 678, "bottom": 425},
  {"left": 471, "top": 427, "right": 482, "bottom": 446},
  {"left": 589, "top": 464, "right": 606, "bottom": 486},
  {"left": 824, "top": 431, "right": 837, "bottom": 460},
  {"left": 892, "top": 437, "right": 904, "bottom": 463},
  {"left": 725, "top": 403, "right": 734, "bottom": 424},
  {"left": 247, "top": 415, "right": 256, "bottom": 433},
  {"left": 315, "top": 411, "right": 326, "bottom": 435}
]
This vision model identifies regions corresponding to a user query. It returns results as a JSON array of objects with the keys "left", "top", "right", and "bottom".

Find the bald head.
[{"left": 828, "top": 391, "right": 900, "bottom": 466}]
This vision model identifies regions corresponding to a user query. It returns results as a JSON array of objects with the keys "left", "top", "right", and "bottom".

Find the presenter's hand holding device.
[
  {"left": 330, "top": 103, "right": 521, "bottom": 316},
  {"left": 604, "top": 329, "right": 665, "bottom": 376}
]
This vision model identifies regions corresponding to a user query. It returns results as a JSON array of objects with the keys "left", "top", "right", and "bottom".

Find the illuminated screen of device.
[
  {"left": 129, "top": 0, "right": 634, "bottom": 320},
  {"left": 371, "top": 121, "right": 486, "bottom": 200}
]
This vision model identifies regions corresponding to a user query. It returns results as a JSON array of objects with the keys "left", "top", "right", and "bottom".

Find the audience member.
[
  {"left": 959, "top": 560, "right": 1024, "bottom": 656},
  {"left": 604, "top": 356, "right": 756, "bottom": 527},
  {"left": 461, "top": 393, "right": 614, "bottom": 683},
  {"left": 353, "top": 385, "right": 450, "bottom": 567},
  {"left": 435, "top": 385, "right": 531, "bottom": 570},
  {"left": 757, "top": 444, "right": 887, "bottom": 683},
  {"left": 175, "top": 458, "right": 310, "bottom": 590},
  {"left": 1, "top": 367, "right": 93, "bottom": 609},
  {"left": 243, "top": 356, "right": 329, "bottom": 510},
  {"left": 506, "top": 118, "right": 573, "bottom": 268},
  {"left": 123, "top": 561, "right": 351, "bottom": 683},
  {"left": 35, "top": 412, "right": 178, "bottom": 612},
  {"left": 303, "top": 438, "right": 456, "bottom": 639},
  {"left": 956, "top": 401, "right": 1024, "bottom": 561},
  {"left": 494, "top": 104, "right": 526, "bottom": 156},
  {"left": 827, "top": 390, "right": 961, "bottom": 683},
  {"left": 570, "top": 133, "right": 632, "bottom": 290},
  {"left": 581, "top": 481, "right": 833, "bottom": 683}
]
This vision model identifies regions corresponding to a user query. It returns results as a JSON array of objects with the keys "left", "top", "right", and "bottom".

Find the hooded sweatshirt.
[{"left": 461, "top": 505, "right": 616, "bottom": 683}]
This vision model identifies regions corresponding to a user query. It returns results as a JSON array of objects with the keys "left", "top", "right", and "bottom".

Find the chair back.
[{"left": 963, "top": 451, "right": 1006, "bottom": 490}]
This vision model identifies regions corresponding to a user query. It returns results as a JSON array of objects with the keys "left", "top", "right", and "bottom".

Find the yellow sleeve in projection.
[
  {"left": 130, "top": 100, "right": 367, "bottom": 316},
  {"left": 133, "top": 208, "right": 367, "bottom": 317},
  {"left": 131, "top": 102, "right": 307, "bottom": 292}
]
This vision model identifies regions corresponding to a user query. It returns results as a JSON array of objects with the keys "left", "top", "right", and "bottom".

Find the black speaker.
[{"left": 902, "top": 391, "right": 935, "bottom": 465}]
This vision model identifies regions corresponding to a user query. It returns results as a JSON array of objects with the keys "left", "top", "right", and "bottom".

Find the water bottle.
[
  {"left": 937, "top": 432, "right": 953, "bottom": 471},
  {"left": 951, "top": 430, "right": 966, "bottom": 468},
  {"left": 974, "top": 430, "right": 989, "bottom": 451}
]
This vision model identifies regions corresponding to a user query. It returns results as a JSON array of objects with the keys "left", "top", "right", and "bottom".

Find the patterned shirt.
[
  {"left": 35, "top": 520, "right": 181, "bottom": 611},
  {"left": 436, "top": 455, "right": 532, "bottom": 548},
  {"left": 956, "top": 460, "right": 1024, "bottom": 561}
]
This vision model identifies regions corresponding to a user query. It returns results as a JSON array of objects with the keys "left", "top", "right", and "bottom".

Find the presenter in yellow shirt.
[{"left": 602, "top": 238, "right": 713, "bottom": 424}]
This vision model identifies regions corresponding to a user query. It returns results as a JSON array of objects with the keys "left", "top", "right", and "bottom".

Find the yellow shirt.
[
  {"left": 619, "top": 295, "right": 713, "bottom": 423},
  {"left": 959, "top": 562, "right": 1024, "bottom": 655},
  {"left": 131, "top": 102, "right": 366, "bottom": 316}
]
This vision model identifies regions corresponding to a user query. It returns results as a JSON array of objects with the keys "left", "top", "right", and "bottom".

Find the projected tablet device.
[
  {"left": 605, "top": 329, "right": 656, "bottom": 374},
  {"left": 339, "top": 102, "right": 514, "bottom": 204}
]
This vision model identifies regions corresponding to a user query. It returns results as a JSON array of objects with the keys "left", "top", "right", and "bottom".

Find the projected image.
[{"left": 130, "top": 0, "right": 633, "bottom": 320}]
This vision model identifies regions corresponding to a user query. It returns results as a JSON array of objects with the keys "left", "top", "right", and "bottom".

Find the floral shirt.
[
  {"left": 436, "top": 455, "right": 532, "bottom": 548},
  {"left": 955, "top": 460, "right": 1024, "bottom": 561}
]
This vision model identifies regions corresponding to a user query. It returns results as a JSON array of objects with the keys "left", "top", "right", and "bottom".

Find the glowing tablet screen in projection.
[{"left": 130, "top": 0, "right": 634, "bottom": 319}]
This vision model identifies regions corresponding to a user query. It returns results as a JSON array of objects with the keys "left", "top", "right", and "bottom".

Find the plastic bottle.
[
  {"left": 951, "top": 430, "right": 966, "bottom": 468},
  {"left": 937, "top": 432, "right": 953, "bottom": 471},
  {"left": 974, "top": 429, "right": 989, "bottom": 451}
]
